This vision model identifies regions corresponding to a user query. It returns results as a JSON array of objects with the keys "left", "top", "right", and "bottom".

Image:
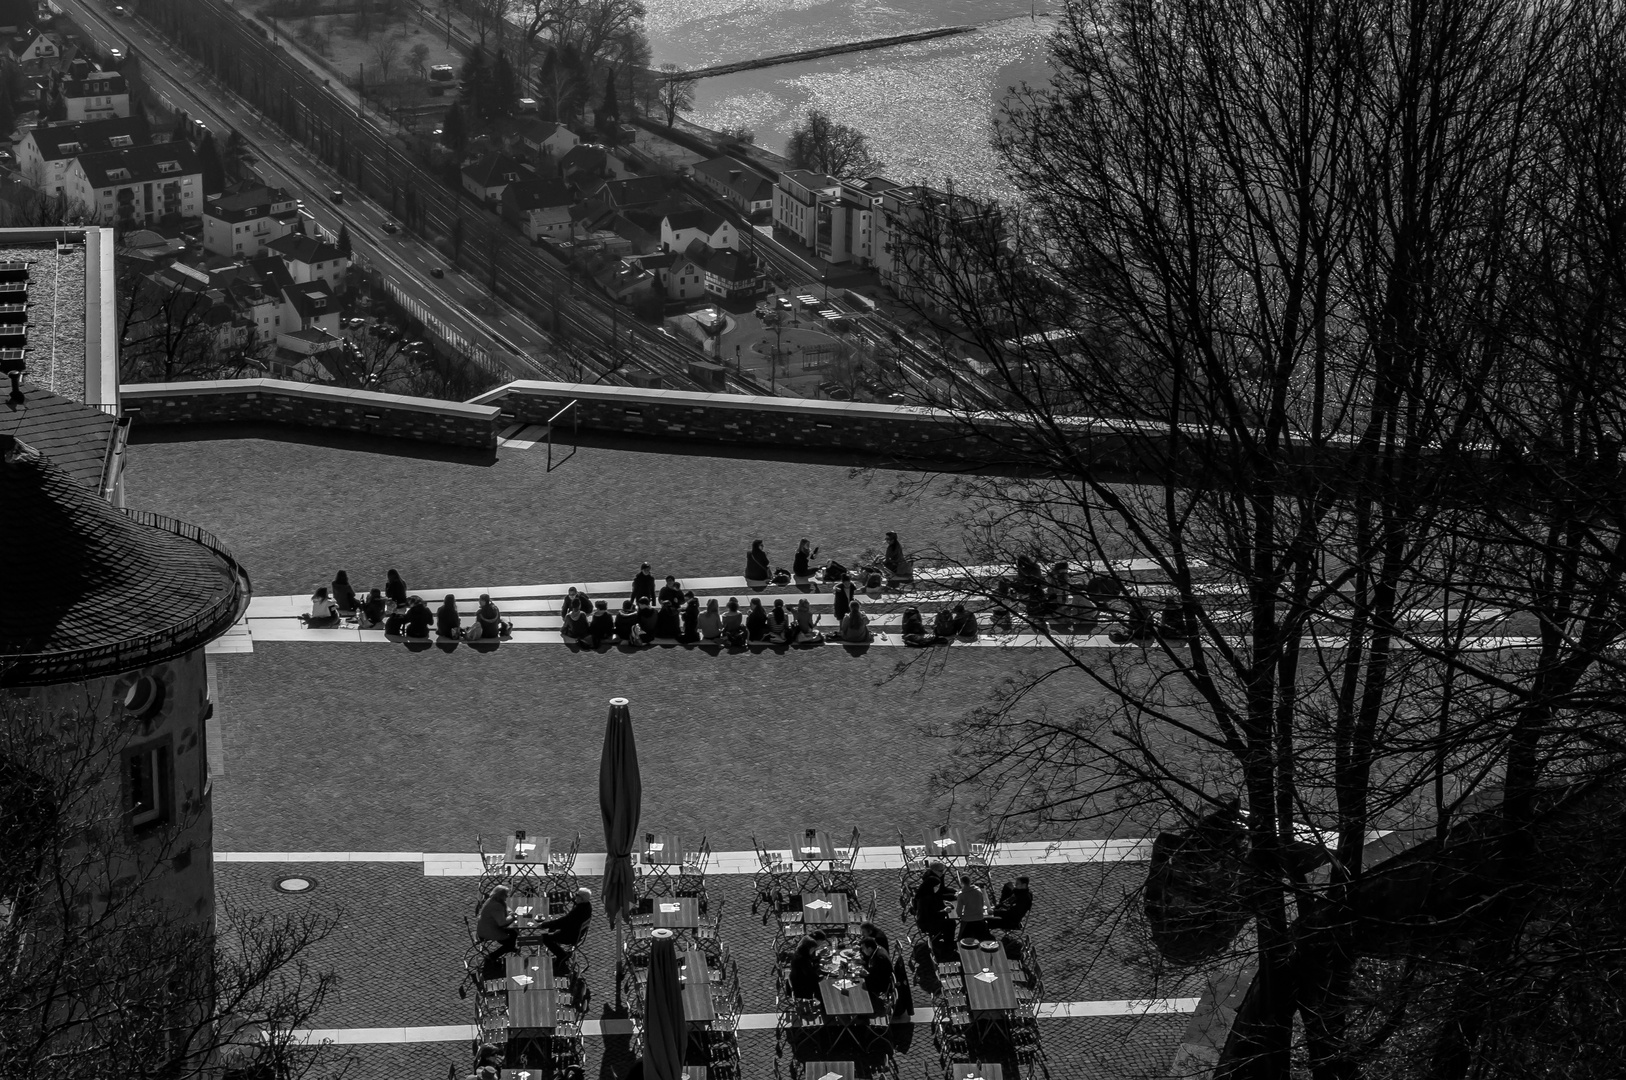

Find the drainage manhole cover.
[{"left": 274, "top": 876, "right": 316, "bottom": 894}]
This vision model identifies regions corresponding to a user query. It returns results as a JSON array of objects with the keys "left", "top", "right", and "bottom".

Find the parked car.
[{"left": 819, "top": 382, "right": 852, "bottom": 400}]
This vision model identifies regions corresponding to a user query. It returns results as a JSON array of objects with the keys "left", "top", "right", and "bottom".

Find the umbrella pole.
[{"left": 616, "top": 920, "right": 623, "bottom": 1009}]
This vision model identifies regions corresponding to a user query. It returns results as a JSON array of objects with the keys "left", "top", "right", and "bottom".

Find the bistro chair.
[
  {"left": 477, "top": 833, "right": 509, "bottom": 893},
  {"left": 827, "top": 826, "right": 862, "bottom": 894},
  {"left": 681, "top": 834, "right": 713, "bottom": 882},
  {"left": 753, "top": 835, "right": 796, "bottom": 919},
  {"left": 549, "top": 831, "right": 581, "bottom": 891}
]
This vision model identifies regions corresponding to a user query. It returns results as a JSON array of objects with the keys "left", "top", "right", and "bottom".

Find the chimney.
[{"left": 729, "top": 170, "right": 740, "bottom": 180}]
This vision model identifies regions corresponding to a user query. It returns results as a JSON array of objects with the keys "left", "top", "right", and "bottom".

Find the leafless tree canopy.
[
  {"left": 786, "top": 108, "right": 883, "bottom": 180},
  {"left": 877, "top": 0, "right": 1626, "bottom": 1074}
]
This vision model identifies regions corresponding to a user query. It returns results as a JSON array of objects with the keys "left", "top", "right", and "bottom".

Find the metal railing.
[
  {"left": 0, "top": 510, "right": 251, "bottom": 687},
  {"left": 546, "top": 399, "right": 579, "bottom": 472}
]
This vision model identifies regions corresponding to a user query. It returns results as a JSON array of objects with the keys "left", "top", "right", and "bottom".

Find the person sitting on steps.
[
  {"left": 476, "top": 594, "right": 512, "bottom": 640},
  {"left": 357, "top": 587, "right": 386, "bottom": 629},
  {"left": 588, "top": 599, "right": 615, "bottom": 646},
  {"left": 840, "top": 600, "right": 873, "bottom": 643},
  {"left": 436, "top": 594, "right": 463, "bottom": 639},
  {"left": 746, "top": 539, "right": 772, "bottom": 582},
  {"left": 746, "top": 597, "right": 768, "bottom": 641},
  {"left": 385, "top": 568, "right": 409, "bottom": 612},
  {"left": 766, "top": 599, "right": 792, "bottom": 643},
  {"left": 658, "top": 576, "right": 684, "bottom": 606},
  {"left": 721, "top": 597, "right": 746, "bottom": 645},
  {"left": 614, "top": 600, "right": 643, "bottom": 646},
  {"left": 698, "top": 598, "right": 724, "bottom": 642},
  {"left": 300, "top": 586, "right": 340, "bottom": 627},
  {"left": 330, "top": 570, "right": 358, "bottom": 615},
  {"left": 794, "top": 598, "right": 822, "bottom": 642},
  {"left": 793, "top": 538, "right": 819, "bottom": 580}
]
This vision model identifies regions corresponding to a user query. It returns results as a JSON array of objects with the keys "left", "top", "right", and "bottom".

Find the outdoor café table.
[
  {"left": 509, "top": 896, "right": 553, "bottom": 942},
  {"left": 507, "top": 985, "right": 558, "bottom": 1032},
  {"left": 490, "top": 952, "right": 563, "bottom": 992},
  {"left": 925, "top": 826, "right": 971, "bottom": 863},
  {"left": 817, "top": 974, "right": 873, "bottom": 1022},
  {"left": 800, "top": 891, "right": 850, "bottom": 928},
  {"left": 958, "top": 943, "right": 1019, "bottom": 1039},
  {"left": 677, "top": 946, "right": 716, "bottom": 1024},
  {"left": 504, "top": 832, "right": 552, "bottom": 886},
  {"left": 638, "top": 832, "right": 684, "bottom": 892},
  {"left": 651, "top": 896, "right": 701, "bottom": 931},
  {"left": 803, "top": 1062, "right": 859, "bottom": 1080},
  {"left": 952, "top": 1065, "right": 1006, "bottom": 1080},
  {"left": 791, "top": 828, "right": 836, "bottom": 889}
]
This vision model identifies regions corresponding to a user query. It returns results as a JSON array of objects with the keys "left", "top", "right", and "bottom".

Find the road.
[{"left": 60, "top": 0, "right": 565, "bottom": 380}]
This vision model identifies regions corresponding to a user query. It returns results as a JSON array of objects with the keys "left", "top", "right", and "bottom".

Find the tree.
[
  {"left": 878, "top": 0, "right": 1626, "bottom": 1076},
  {"left": 655, "top": 63, "right": 692, "bottom": 127},
  {"left": 0, "top": 695, "right": 345, "bottom": 1078},
  {"left": 536, "top": 42, "right": 582, "bottom": 122},
  {"left": 335, "top": 223, "right": 352, "bottom": 257},
  {"left": 786, "top": 108, "right": 880, "bottom": 179},
  {"left": 460, "top": 46, "right": 491, "bottom": 120},
  {"left": 408, "top": 40, "right": 430, "bottom": 78},
  {"left": 195, "top": 131, "right": 224, "bottom": 196},
  {"left": 598, "top": 67, "right": 618, "bottom": 128},
  {"left": 221, "top": 129, "right": 250, "bottom": 183},
  {"left": 0, "top": 86, "right": 15, "bottom": 142},
  {"left": 718, "top": 123, "right": 754, "bottom": 146},
  {"left": 489, "top": 50, "right": 517, "bottom": 119},
  {"left": 469, "top": 0, "right": 509, "bottom": 49},
  {"left": 370, "top": 33, "right": 401, "bottom": 83},
  {"left": 440, "top": 100, "right": 467, "bottom": 152}
]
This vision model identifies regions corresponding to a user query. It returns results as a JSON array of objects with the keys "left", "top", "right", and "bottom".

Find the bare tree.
[
  {"left": 786, "top": 108, "right": 881, "bottom": 180},
  {"left": 655, "top": 63, "right": 693, "bottom": 127},
  {"left": 370, "top": 33, "right": 402, "bottom": 83},
  {"left": 407, "top": 40, "right": 430, "bottom": 78}
]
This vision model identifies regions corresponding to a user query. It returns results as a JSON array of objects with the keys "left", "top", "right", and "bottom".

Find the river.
[{"left": 643, "top": 0, "right": 1057, "bottom": 205}]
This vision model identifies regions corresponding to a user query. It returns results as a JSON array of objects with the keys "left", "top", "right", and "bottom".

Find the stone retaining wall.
[{"left": 120, "top": 380, "right": 503, "bottom": 450}]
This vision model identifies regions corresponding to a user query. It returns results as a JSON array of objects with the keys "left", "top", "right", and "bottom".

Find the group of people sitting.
[
  {"left": 748, "top": 532, "right": 913, "bottom": 589},
  {"left": 787, "top": 919, "right": 912, "bottom": 1018},
  {"left": 476, "top": 884, "right": 594, "bottom": 963},
  {"left": 910, "top": 863, "right": 1033, "bottom": 959},
  {"left": 300, "top": 569, "right": 515, "bottom": 642}
]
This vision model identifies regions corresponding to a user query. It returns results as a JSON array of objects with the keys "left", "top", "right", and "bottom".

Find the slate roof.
[
  {"left": 5, "top": 382, "right": 114, "bottom": 490},
  {"left": 0, "top": 432, "right": 244, "bottom": 686},
  {"left": 691, "top": 156, "right": 775, "bottom": 204},
  {"left": 591, "top": 175, "right": 666, "bottom": 209},
  {"left": 61, "top": 70, "right": 127, "bottom": 99},
  {"left": 502, "top": 178, "right": 573, "bottom": 212},
  {"left": 73, "top": 142, "right": 201, "bottom": 187},
  {"left": 265, "top": 233, "right": 343, "bottom": 265},
  {"left": 684, "top": 238, "right": 756, "bottom": 284},
  {"left": 462, "top": 152, "right": 530, "bottom": 189},
  {"left": 283, "top": 280, "right": 335, "bottom": 321},
  {"left": 663, "top": 207, "right": 728, "bottom": 237},
  {"left": 26, "top": 116, "right": 149, "bottom": 161}
]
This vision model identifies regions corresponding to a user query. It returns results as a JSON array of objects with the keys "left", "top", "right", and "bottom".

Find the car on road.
[
  {"left": 430, "top": 267, "right": 445, "bottom": 278},
  {"left": 381, "top": 219, "right": 398, "bottom": 234},
  {"left": 108, "top": 47, "right": 123, "bottom": 61},
  {"left": 775, "top": 296, "right": 793, "bottom": 310},
  {"left": 329, "top": 189, "right": 343, "bottom": 203},
  {"left": 112, "top": 4, "right": 127, "bottom": 14}
]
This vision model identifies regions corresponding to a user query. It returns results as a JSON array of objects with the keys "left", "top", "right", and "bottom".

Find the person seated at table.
[
  {"left": 300, "top": 586, "right": 340, "bottom": 627},
  {"left": 330, "top": 570, "right": 358, "bottom": 614},
  {"left": 794, "top": 598, "right": 822, "bottom": 643},
  {"left": 745, "top": 597, "right": 769, "bottom": 641},
  {"left": 956, "top": 874, "right": 989, "bottom": 940},
  {"left": 858, "top": 936, "right": 894, "bottom": 1006},
  {"left": 698, "top": 597, "right": 724, "bottom": 641},
  {"left": 476, "top": 594, "right": 513, "bottom": 640},
  {"left": 766, "top": 599, "right": 792, "bottom": 643},
  {"left": 476, "top": 884, "right": 519, "bottom": 961},
  {"left": 839, "top": 600, "right": 872, "bottom": 643},
  {"left": 658, "top": 575, "right": 684, "bottom": 606},
  {"left": 614, "top": 599, "right": 644, "bottom": 645},
  {"left": 789, "top": 931, "right": 828, "bottom": 999},
  {"left": 987, "top": 876, "right": 1033, "bottom": 930},
  {"left": 635, "top": 597, "right": 660, "bottom": 640},
  {"left": 561, "top": 599, "right": 591, "bottom": 642},
  {"left": 911, "top": 861, "right": 956, "bottom": 949},
  {"left": 631, "top": 562, "right": 657, "bottom": 604},
  {"left": 901, "top": 606, "right": 934, "bottom": 647},
  {"left": 474, "top": 1044, "right": 503, "bottom": 1071},
  {"left": 588, "top": 599, "right": 615, "bottom": 646},
  {"left": 535, "top": 886, "right": 594, "bottom": 962},
  {"left": 793, "top": 538, "right": 819, "bottom": 579},
  {"left": 681, "top": 594, "right": 700, "bottom": 642},
  {"left": 356, "top": 588, "right": 386, "bottom": 629},
  {"left": 721, "top": 597, "right": 747, "bottom": 645},
  {"left": 858, "top": 920, "right": 890, "bottom": 952},
  {"left": 653, "top": 597, "right": 683, "bottom": 640},
  {"left": 385, "top": 568, "right": 409, "bottom": 611},
  {"left": 403, "top": 597, "right": 434, "bottom": 639},
  {"left": 746, "top": 539, "right": 772, "bottom": 582}
]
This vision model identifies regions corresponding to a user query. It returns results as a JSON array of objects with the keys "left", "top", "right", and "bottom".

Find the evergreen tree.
[
  {"left": 335, "top": 224, "right": 352, "bottom": 257},
  {"left": 0, "top": 88, "right": 15, "bottom": 142},
  {"left": 599, "top": 69, "right": 619, "bottom": 128},
  {"left": 195, "top": 132, "right": 225, "bottom": 196},
  {"left": 440, "top": 101, "right": 467, "bottom": 153},
  {"left": 460, "top": 46, "right": 489, "bottom": 121},
  {"left": 172, "top": 110, "right": 191, "bottom": 142},
  {"left": 490, "top": 51, "right": 516, "bottom": 120}
]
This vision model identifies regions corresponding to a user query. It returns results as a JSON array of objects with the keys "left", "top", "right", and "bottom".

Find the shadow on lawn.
[{"left": 129, "top": 421, "right": 499, "bottom": 467}]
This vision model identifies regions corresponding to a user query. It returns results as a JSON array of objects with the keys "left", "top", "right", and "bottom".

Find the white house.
[
  {"left": 660, "top": 208, "right": 736, "bottom": 253},
  {"left": 264, "top": 233, "right": 349, "bottom": 294},
  {"left": 501, "top": 178, "right": 574, "bottom": 243},
  {"left": 773, "top": 169, "right": 840, "bottom": 249},
  {"left": 59, "top": 69, "right": 131, "bottom": 123},
  {"left": 64, "top": 143, "right": 203, "bottom": 226},
  {"left": 16, "top": 115, "right": 149, "bottom": 197},
  {"left": 203, "top": 185, "right": 303, "bottom": 257}
]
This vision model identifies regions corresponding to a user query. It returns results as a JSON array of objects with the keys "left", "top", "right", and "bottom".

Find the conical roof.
[{"left": 1, "top": 433, "right": 248, "bottom": 687}]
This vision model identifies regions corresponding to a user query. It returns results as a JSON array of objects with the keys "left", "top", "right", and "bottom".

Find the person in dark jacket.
[
  {"left": 331, "top": 570, "right": 358, "bottom": 613},
  {"left": 681, "top": 595, "right": 700, "bottom": 642},
  {"left": 588, "top": 600, "right": 615, "bottom": 646},
  {"left": 882, "top": 532, "right": 908, "bottom": 582},
  {"left": 535, "top": 887, "right": 594, "bottom": 961},
  {"left": 746, "top": 540, "right": 772, "bottom": 581},
  {"left": 859, "top": 937, "right": 894, "bottom": 1007},
  {"left": 557, "top": 587, "right": 591, "bottom": 619},
  {"left": 653, "top": 598, "right": 683, "bottom": 639},
  {"left": 986, "top": 876, "right": 1033, "bottom": 930},
  {"left": 560, "top": 599, "right": 590, "bottom": 642},
  {"left": 476, "top": 884, "right": 518, "bottom": 961},
  {"left": 833, "top": 577, "right": 857, "bottom": 622},
  {"left": 385, "top": 568, "right": 409, "bottom": 610},
  {"left": 636, "top": 597, "right": 659, "bottom": 639},
  {"left": 614, "top": 600, "right": 642, "bottom": 645},
  {"left": 475, "top": 594, "right": 512, "bottom": 640},
  {"left": 793, "top": 538, "right": 819, "bottom": 579},
  {"left": 911, "top": 861, "right": 956, "bottom": 947},
  {"left": 403, "top": 597, "right": 433, "bottom": 638},
  {"left": 745, "top": 597, "right": 769, "bottom": 641},
  {"left": 902, "top": 607, "right": 934, "bottom": 647},
  {"left": 358, "top": 587, "right": 386, "bottom": 629},
  {"left": 788, "top": 932, "right": 827, "bottom": 999},
  {"left": 437, "top": 594, "right": 462, "bottom": 638},
  {"left": 631, "top": 562, "right": 656, "bottom": 604},
  {"left": 658, "top": 576, "right": 684, "bottom": 606},
  {"left": 858, "top": 921, "right": 891, "bottom": 952}
]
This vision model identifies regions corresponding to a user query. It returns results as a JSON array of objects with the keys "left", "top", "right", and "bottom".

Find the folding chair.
[
  {"left": 752, "top": 835, "right": 795, "bottom": 919},
  {"left": 681, "top": 834, "right": 713, "bottom": 881},
  {"left": 828, "top": 825, "right": 861, "bottom": 895},
  {"left": 548, "top": 831, "right": 581, "bottom": 892}
]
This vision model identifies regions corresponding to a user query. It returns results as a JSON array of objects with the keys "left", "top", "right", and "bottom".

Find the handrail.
[{"left": 0, "top": 510, "right": 252, "bottom": 687}]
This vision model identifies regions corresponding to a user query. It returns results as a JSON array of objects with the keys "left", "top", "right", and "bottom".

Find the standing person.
[
  {"left": 385, "top": 568, "right": 409, "bottom": 611},
  {"left": 476, "top": 884, "right": 519, "bottom": 962},
  {"left": 883, "top": 531, "right": 909, "bottom": 583},
  {"left": 746, "top": 539, "right": 771, "bottom": 582},
  {"left": 631, "top": 562, "right": 656, "bottom": 604},
  {"left": 955, "top": 874, "right": 989, "bottom": 941},
  {"left": 331, "top": 570, "right": 358, "bottom": 613},
  {"left": 793, "top": 538, "right": 819, "bottom": 579}
]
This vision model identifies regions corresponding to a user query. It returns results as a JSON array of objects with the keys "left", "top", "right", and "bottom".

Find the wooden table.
[
  {"left": 957, "top": 944, "right": 1019, "bottom": 1014},
  {"left": 952, "top": 1065, "right": 1006, "bottom": 1080},
  {"left": 926, "top": 825, "right": 971, "bottom": 861},
  {"left": 817, "top": 974, "right": 873, "bottom": 1018},
  {"left": 506, "top": 985, "right": 558, "bottom": 1031},
  {"left": 505, "top": 833, "right": 552, "bottom": 866},
  {"left": 678, "top": 946, "right": 715, "bottom": 1024},
  {"left": 641, "top": 833, "right": 684, "bottom": 866},
  {"left": 803, "top": 1062, "right": 858, "bottom": 1080},
  {"left": 800, "top": 891, "right": 849, "bottom": 926},
  {"left": 493, "top": 952, "right": 560, "bottom": 992},
  {"left": 651, "top": 896, "right": 701, "bottom": 930},
  {"left": 791, "top": 829, "right": 835, "bottom": 862}
]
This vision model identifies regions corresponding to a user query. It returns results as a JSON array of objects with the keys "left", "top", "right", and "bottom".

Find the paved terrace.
[{"left": 128, "top": 427, "right": 1204, "bottom": 1079}]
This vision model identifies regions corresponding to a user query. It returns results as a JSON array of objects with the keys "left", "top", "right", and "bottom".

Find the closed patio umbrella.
[
  {"left": 600, "top": 696, "right": 642, "bottom": 1005},
  {"left": 643, "top": 932, "right": 686, "bottom": 1080}
]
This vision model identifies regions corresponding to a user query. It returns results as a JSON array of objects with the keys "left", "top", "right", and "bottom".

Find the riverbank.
[{"left": 676, "top": 24, "right": 978, "bottom": 80}]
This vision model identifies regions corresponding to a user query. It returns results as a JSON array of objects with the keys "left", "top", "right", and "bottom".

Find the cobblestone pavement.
[
  {"left": 124, "top": 427, "right": 973, "bottom": 596},
  {"left": 210, "top": 641, "right": 1154, "bottom": 853},
  {"left": 222, "top": 860, "right": 1200, "bottom": 1078}
]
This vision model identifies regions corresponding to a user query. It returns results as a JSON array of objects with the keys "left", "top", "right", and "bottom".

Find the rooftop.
[
  {"left": 73, "top": 142, "right": 201, "bottom": 188},
  {"left": 25, "top": 115, "right": 150, "bottom": 160},
  {"left": 263, "top": 232, "right": 343, "bottom": 265}
]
